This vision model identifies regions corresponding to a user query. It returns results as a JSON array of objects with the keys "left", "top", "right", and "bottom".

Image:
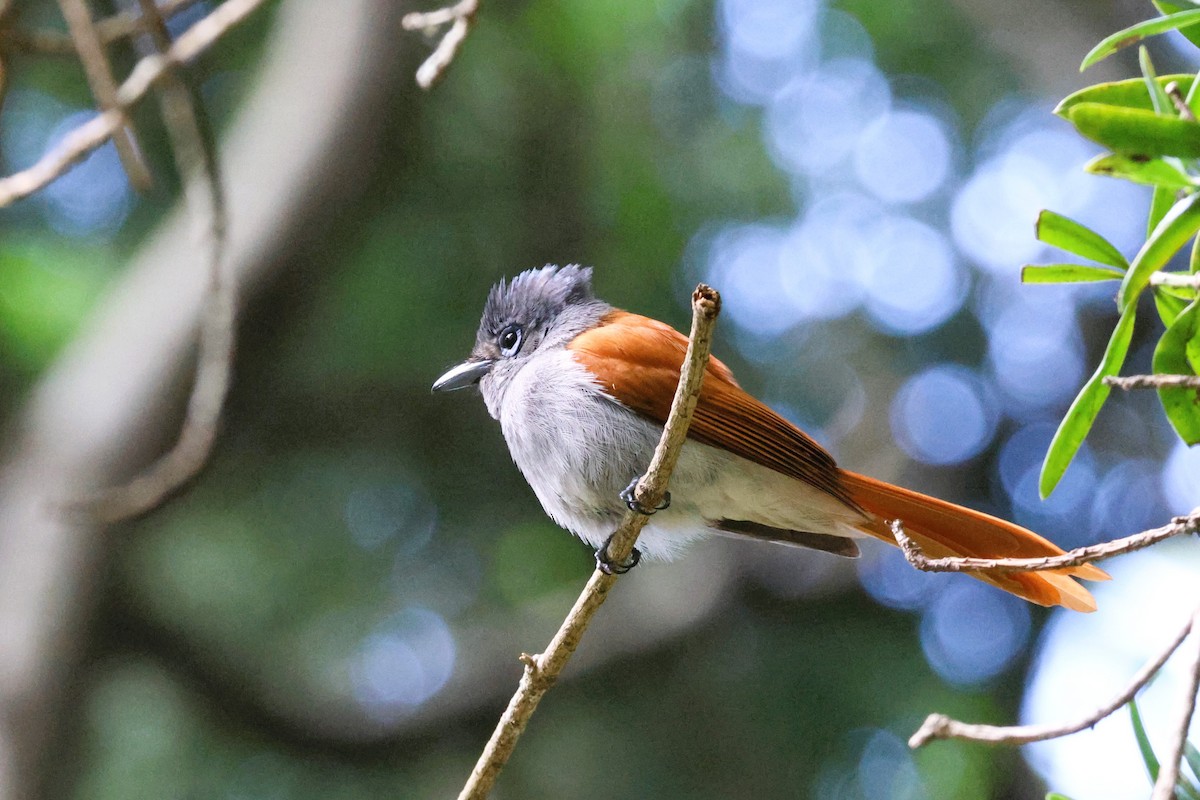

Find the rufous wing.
[
  {"left": 568, "top": 310, "right": 1106, "bottom": 611},
  {"left": 567, "top": 310, "right": 855, "bottom": 509}
]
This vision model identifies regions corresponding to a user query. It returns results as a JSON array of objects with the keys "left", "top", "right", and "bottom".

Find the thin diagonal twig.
[
  {"left": 56, "top": 0, "right": 154, "bottom": 190},
  {"left": 456, "top": 285, "right": 722, "bottom": 800},
  {"left": 70, "top": 0, "right": 231, "bottom": 523},
  {"left": 0, "top": 0, "right": 270, "bottom": 206},
  {"left": 1153, "top": 607, "right": 1200, "bottom": 800},
  {"left": 910, "top": 604, "right": 1199, "bottom": 748},
  {"left": 891, "top": 510, "right": 1200, "bottom": 575}
]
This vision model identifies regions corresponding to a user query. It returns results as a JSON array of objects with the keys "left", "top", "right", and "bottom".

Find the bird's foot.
[
  {"left": 595, "top": 533, "right": 642, "bottom": 575},
  {"left": 619, "top": 478, "right": 670, "bottom": 516}
]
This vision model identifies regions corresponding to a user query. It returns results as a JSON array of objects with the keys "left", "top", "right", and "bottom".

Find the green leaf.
[
  {"left": 1040, "top": 303, "right": 1138, "bottom": 497},
  {"left": 1056, "top": 75, "right": 1196, "bottom": 117},
  {"left": 1131, "top": 699, "right": 1162, "bottom": 783},
  {"left": 1021, "top": 264, "right": 1125, "bottom": 283},
  {"left": 1086, "top": 153, "right": 1195, "bottom": 190},
  {"left": 1067, "top": 104, "right": 1200, "bottom": 158},
  {"left": 1152, "top": 298, "right": 1200, "bottom": 444},
  {"left": 1187, "top": 68, "right": 1200, "bottom": 116},
  {"left": 1036, "top": 210, "right": 1130, "bottom": 268},
  {"left": 1081, "top": 9, "right": 1200, "bottom": 70},
  {"left": 1155, "top": 1, "right": 1200, "bottom": 48},
  {"left": 1141, "top": 46, "right": 1173, "bottom": 114},
  {"left": 1186, "top": 740, "right": 1200, "bottom": 783},
  {"left": 1152, "top": 186, "right": 1179, "bottom": 236},
  {"left": 1156, "top": 286, "right": 1192, "bottom": 326},
  {"left": 1045, "top": 794, "right": 1076, "bottom": 800},
  {"left": 1121, "top": 192, "right": 1200, "bottom": 309}
]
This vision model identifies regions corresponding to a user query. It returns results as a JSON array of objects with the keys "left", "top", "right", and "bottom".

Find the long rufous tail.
[{"left": 841, "top": 471, "right": 1109, "bottom": 612}]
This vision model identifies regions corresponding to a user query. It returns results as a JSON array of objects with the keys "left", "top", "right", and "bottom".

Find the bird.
[{"left": 432, "top": 264, "right": 1108, "bottom": 611}]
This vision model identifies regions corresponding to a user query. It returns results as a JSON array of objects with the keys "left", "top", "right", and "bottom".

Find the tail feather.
[{"left": 841, "top": 471, "right": 1108, "bottom": 612}]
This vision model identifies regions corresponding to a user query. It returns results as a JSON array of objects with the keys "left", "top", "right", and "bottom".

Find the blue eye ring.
[{"left": 498, "top": 324, "right": 524, "bottom": 357}]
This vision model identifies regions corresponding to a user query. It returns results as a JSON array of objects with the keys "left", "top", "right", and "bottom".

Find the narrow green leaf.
[
  {"left": 1040, "top": 303, "right": 1138, "bottom": 497},
  {"left": 1153, "top": 298, "right": 1200, "bottom": 444},
  {"left": 1045, "top": 794, "right": 1076, "bottom": 800},
  {"left": 1152, "top": 185, "right": 1179, "bottom": 236},
  {"left": 1086, "top": 153, "right": 1195, "bottom": 190},
  {"left": 1158, "top": 281, "right": 1199, "bottom": 300},
  {"left": 1036, "top": 210, "right": 1130, "bottom": 268},
  {"left": 1187, "top": 68, "right": 1200, "bottom": 117},
  {"left": 1192, "top": 230, "right": 1200, "bottom": 273},
  {"left": 1067, "top": 104, "right": 1200, "bottom": 158},
  {"left": 1156, "top": 286, "right": 1191, "bottom": 326},
  {"left": 1022, "top": 264, "right": 1125, "bottom": 283},
  {"left": 1131, "top": 699, "right": 1162, "bottom": 783},
  {"left": 1121, "top": 192, "right": 1200, "bottom": 309},
  {"left": 1181, "top": 778, "right": 1200, "bottom": 800},
  {"left": 1185, "top": 740, "right": 1200, "bottom": 783},
  {"left": 1155, "top": 1, "right": 1200, "bottom": 48},
  {"left": 1082, "top": 9, "right": 1200, "bottom": 70},
  {"left": 1056, "top": 75, "right": 1196, "bottom": 117},
  {"left": 1141, "top": 46, "right": 1173, "bottom": 114}
]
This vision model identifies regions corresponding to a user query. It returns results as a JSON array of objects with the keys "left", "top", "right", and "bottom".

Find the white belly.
[{"left": 497, "top": 350, "right": 865, "bottom": 560}]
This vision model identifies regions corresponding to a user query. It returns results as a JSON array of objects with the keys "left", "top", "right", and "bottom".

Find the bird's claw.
[
  {"left": 620, "top": 478, "right": 670, "bottom": 516},
  {"left": 595, "top": 533, "right": 642, "bottom": 575}
]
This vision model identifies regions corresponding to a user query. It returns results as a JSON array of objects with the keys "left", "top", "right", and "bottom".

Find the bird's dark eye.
[{"left": 498, "top": 324, "right": 524, "bottom": 357}]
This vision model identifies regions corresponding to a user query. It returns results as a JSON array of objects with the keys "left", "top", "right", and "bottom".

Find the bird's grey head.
[{"left": 432, "top": 265, "right": 611, "bottom": 416}]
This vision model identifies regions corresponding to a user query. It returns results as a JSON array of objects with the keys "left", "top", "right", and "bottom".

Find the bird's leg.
[
  {"left": 619, "top": 477, "right": 670, "bottom": 516},
  {"left": 595, "top": 532, "right": 642, "bottom": 575}
]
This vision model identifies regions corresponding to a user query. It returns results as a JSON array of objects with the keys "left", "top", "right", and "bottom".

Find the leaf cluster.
[{"left": 1026, "top": 2, "right": 1200, "bottom": 498}]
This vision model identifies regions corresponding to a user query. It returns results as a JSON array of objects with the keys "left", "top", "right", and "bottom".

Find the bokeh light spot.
[
  {"left": 890, "top": 365, "right": 997, "bottom": 465},
  {"left": 854, "top": 109, "right": 953, "bottom": 204},
  {"left": 859, "top": 216, "right": 966, "bottom": 335},
  {"left": 919, "top": 578, "right": 1031, "bottom": 686},
  {"left": 350, "top": 608, "right": 455, "bottom": 721}
]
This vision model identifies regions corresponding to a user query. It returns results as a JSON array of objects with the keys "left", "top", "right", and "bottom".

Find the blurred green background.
[{"left": 0, "top": 0, "right": 1197, "bottom": 798}]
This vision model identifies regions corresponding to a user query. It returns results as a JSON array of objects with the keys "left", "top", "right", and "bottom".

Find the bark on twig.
[
  {"left": 1105, "top": 374, "right": 1200, "bottom": 390},
  {"left": 909, "top": 604, "right": 1199, "bottom": 748},
  {"left": 891, "top": 510, "right": 1200, "bottom": 574},
  {"left": 455, "top": 285, "right": 722, "bottom": 800}
]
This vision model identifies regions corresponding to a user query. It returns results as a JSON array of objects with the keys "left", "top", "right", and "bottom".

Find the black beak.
[{"left": 432, "top": 359, "right": 494, "bottom": 392}]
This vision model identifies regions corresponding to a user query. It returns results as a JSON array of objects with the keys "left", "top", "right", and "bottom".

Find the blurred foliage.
[{"left": 0, "top": 0, "right": 1159, "bottom": 798}]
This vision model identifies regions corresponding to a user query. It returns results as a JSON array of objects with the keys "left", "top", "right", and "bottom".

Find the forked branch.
[{"left": 401, "top": 0, "right": 478, "bottom": 89}]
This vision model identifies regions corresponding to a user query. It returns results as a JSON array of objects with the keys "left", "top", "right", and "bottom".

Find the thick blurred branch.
[
  {"left": 401, "top": 0, "right": 478, "bottom": 89},
  {"left": 891, "top": 510, "right": 1200, "bottom": 574},
  {"left": 0, "top": 2, "right": 399, "bottom": 797},
  {"left": 457, "top": 285, "right": 721, "bottom": 800},
  {"left": 910, "top": 604, "right": 1199, "bottom": 748}
]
